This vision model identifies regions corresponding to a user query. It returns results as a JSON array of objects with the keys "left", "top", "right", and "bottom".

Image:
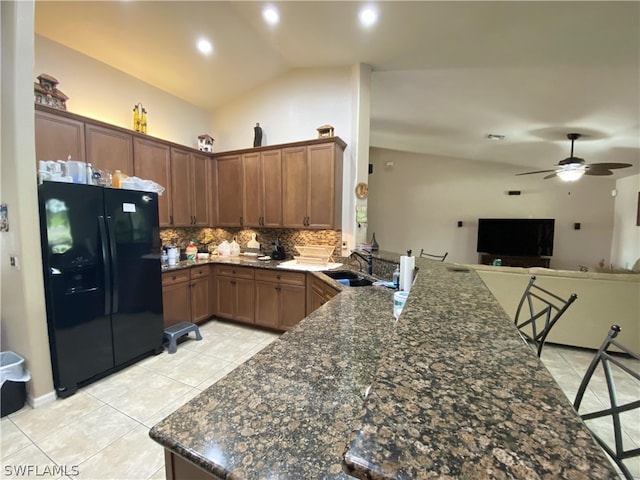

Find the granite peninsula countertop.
[{"left": 149, "top": 255, "right": 618, "bottom": 479}]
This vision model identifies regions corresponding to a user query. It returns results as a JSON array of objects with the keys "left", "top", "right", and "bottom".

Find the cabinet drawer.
[
  {"left": 255, "top": 269, "right": 306, "bottom": 286},
  {"left": 215, "top": 265, "right": 255, "bottom": 279},
  {"left": 190, "top": 266, "right": 209, "bottom": 279},
  {"left": 162, "top": 270, "right": 190, "bottom": 286}
]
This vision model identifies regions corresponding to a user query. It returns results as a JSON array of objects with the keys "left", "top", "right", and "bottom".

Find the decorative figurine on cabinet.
[
  {"left": 198, "top": 134, "right": 215, "bottom": 152},
  {"left": 34, "top": 74, "right": 68, "bottom": 110},
  {"left": 316, "top": 124, "right": 334, "bottom": 138}
]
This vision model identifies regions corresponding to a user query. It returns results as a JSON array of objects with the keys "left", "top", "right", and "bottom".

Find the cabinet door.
[
  {"left": 192, "top": 153, "right": 210, "bottom": 227},
  {"left": 307, "top": 143, "right": 336, "bottom": 229},
  {"left": 170, "top": 147, "right": 192, "bottom": 227},
  {"left": 134, "top": 138, "right": 172, "bottom": 226},
  {"left": 215, "top": 276, "right": 235, "bottom": 320},
  {"left": 85, "top": 123, "right": 133, "bottom": 175},
  {"left": 162, "top": 281, "right": 192, "bottom": 328},
  {"left": 216, "top": 155, "right": 243, "bottom": 226},
  {"left": 242, "top": 152, "right": 261, "bottom": 227},
  {"left": 235, "top": 278, "right": 255, "bottom": 324},
  {"left": 279, "top": 284, "right": 306, "bottom": 330},
  {"left": 281, "top": 146, "right": 308, "bottom": 228},
  {"left": 191, "top": 276, "right": 210, "bottom": 324},
  {"left": 261, "top": 150, "right": 283, "bottom": 228},
  {"left": 254, "top": 282, "right": 279, "bottom": 329},
  {"left": 35, "top": 110, "right": 85, "bottom": 164}
]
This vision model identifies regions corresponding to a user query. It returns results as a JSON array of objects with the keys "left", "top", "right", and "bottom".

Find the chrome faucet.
[{"left": 349, "top": 250, "right": 373, "bottom": 275}]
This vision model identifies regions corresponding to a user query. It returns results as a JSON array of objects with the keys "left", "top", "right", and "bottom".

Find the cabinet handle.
[
  {"left": 240, "top": 216, "right": 243, "bottom": 226},
  {"left": 275, "top": 286, "right": 281, "bottom": 291},
  {"left": 170, "top": 215, "right": 173, "bottom": 225},
  {"left": 231, "top": 280, "right": 236, "bottom": 285}
]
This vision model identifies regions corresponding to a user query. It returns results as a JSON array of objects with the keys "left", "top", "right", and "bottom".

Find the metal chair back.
[
  {"left": 419, "top": 249, "right": 448, "bottom": 262},
  {"left": 573, "top": 325, "right": 640, "bottom": 480},
  {"left": 514, "top": 275, "right": 577, "bottom": 356}
]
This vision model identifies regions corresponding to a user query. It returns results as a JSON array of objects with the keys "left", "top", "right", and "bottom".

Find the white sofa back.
[{"left": 470, "top": 264, "right": 640, "bottom": 353}]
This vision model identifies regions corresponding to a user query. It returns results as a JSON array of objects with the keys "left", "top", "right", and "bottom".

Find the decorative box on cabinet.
[{"left": 255, "top": 269, "right": 306, "bottom": 330}]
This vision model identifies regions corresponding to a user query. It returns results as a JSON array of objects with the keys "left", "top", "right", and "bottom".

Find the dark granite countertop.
[{"left": 149, "top": 256, "right": 618, "bottom": 479}]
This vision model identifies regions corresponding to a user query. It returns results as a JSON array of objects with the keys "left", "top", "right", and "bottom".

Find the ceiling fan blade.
[
  {"left": 543, "top": 172, "right": 557, "bottom": 179},
  {"left": 584, "top": 169, "right": 613, "bottom": 176},
  {"left": 515, "top": 169, "right": 556, "bottom": 176},
  {"left": 586, "top": 162, "right": 633, "bottom": 170}
]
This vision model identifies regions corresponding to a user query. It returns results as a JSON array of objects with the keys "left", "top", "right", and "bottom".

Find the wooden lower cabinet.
[
  {"left": 214, "top": 265, "right": 255, "bottom": 324},
  {"left": 162, "top": 267, "right": 212, "bottom": 328},
  {"left": 255, "top": 270, "right": 306, "bottom": 330},
  {"left": 307, "top": 275, "right": 339, "bottom": 315},
  {"left": 164, "top": 450, "right": 215, "bottom": 480},
  {"left": 162, "top": 270, "right": 192, "bottom": 328}
]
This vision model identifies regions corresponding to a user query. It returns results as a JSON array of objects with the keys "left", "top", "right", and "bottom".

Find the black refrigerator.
[{"left": 38, "top": 182, "right": 164, "bottom": 398}]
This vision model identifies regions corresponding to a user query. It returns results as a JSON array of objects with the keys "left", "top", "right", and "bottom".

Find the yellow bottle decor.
[
  {"left": 112, "top": 170, "right": 122, "bottom": 188},
  {"left": 141, "top": 108, "right": 148, "bottom": 134},
  {"left": 133, "top": 104, "right": 141, "bottom": 132}
]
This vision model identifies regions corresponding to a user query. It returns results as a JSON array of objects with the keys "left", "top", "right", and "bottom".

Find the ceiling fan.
[{"left": 516, "top": 133, "right": 632, "bottom": 182}]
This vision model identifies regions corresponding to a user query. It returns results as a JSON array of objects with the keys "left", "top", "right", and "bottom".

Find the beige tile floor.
[{"left": 1, "top": 321, "right": 638, "bottom": 480}]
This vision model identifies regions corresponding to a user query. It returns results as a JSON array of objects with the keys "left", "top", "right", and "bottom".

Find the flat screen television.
[{"left": 476, "top": 218, "right": 555, "bottom": 257}]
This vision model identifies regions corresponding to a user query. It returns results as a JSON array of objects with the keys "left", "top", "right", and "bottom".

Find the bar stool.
[
  {"left": 573, "top": 325, "right": 640, "bottom": 480},
  {"left": 513, "top": 275, "right": 577, "bottom": 356}
]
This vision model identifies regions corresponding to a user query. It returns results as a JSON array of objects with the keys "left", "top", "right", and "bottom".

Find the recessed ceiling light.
[
  {"left": 263, "top": 6, "right": 279, "bottom": 25},
  {"left": 359, "top": 6, "right": 378, "bottom": 27},
  {"left": 487, "top": 134, "right": 506, "bottom": 141},
  {"left": 196, "top": 38, "right": 213, "bottom": 55}
]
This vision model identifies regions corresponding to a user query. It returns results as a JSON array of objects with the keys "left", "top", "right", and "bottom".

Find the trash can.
[{"left": 1, "top": 352, "right": 31, "bottom": 417}]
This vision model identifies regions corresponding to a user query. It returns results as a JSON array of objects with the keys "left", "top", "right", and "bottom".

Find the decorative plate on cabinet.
[{"left": 355, "top": 182, "right": 369, "bottom": 199}]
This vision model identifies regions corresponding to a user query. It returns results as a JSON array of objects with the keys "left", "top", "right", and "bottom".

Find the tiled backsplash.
[{"left": 160, "top": 227, "right": 342, "bottom": 259}]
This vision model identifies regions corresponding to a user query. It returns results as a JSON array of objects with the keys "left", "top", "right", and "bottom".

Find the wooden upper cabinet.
[
  {"left": 307, "top": 142, "right": 343, "bottom": 229},
  {"left": 35, "top": 109, "right": 85, "bottom": 164},
  {"left": 85, "top": 123, "right": 134, "bottom": 176},
  {"left": 243, "top": 150, "right": 283, "bottom": 228},
  {"left": 281, "top": 146, "right": 308, "bottom": 228},
  {"left": 261, "top": 150, "right": 283, "bottom": 228},
  {"left": 282, "top": 141, "right": 343, "bottom": 229},
  {"left": 191, "top": 152, "right": 210, "bottom": 227},
  {"left": 134, "top": 137, "right": 172, "bottom": 226},
  {"left": 242, "top": 152, "right": 261, "bottom": 227},
  {"left": 170, "top": 147, "right": 192, "bottom": 227},
  {"left": 216, "top": 155, "right": 243, "bottom": 227}
]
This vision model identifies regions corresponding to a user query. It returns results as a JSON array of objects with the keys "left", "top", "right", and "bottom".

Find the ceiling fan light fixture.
[{"left": 557, "top": 166, "right": 586, "bottom": 182}]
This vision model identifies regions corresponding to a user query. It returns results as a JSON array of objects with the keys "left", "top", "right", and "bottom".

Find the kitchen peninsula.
[{"left": 149, "top": 255, "right": 618, "bottom": 479}]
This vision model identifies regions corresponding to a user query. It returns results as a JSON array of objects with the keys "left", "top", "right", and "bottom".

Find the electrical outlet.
[{"left": 10, "top": 255, "right": 20, "bottom": 270}]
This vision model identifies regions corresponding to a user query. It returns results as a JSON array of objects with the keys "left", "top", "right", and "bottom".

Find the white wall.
[
  {"left": 211, "top": 66, "right": 362, "bottom": 241},
  {"left": 211, "top": 67, "right": 352, "bottom": 152},
  {"left": 35, "top": 35, "right": 212, "bottom": 149},
  {"left": 1, "top": 1, "right": 55, "bottom": 403},
  {"left": 367, "top": 148, "right": 617, "bottom": 270},
  {"left": 611, "top": 174, "right": 640, "bottom": 269}
]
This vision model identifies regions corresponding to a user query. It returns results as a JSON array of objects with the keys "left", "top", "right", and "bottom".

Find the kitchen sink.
[
  {"left": 323, "top": 270, "right": 360, "bottom": 280},
  {"left": 323, "top": 270, "right": 374, "bottom": 287}
]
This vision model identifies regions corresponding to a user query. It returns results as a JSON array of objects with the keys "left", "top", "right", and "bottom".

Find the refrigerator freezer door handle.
[
  {"left": 106, "top": 216, "right": 119, "bottom": 314},
  {"left": 98, "top": 216, "right": 112, "bottom": 315}
]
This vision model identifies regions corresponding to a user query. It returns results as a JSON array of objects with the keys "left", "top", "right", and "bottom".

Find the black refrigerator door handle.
[
  {"left": 98, "top": 216, "right": 112, "bottom": 316},
  {"left": 106, "top": 215, "right": 119, "bottom": 314}
]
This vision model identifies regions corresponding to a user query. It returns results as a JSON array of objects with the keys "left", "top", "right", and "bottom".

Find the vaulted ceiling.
[{"left": 35, "top": 1, "right": 639, "bottom": 177}]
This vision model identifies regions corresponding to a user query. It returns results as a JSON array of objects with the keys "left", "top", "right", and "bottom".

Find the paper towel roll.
[{"left": 399, "top": 255, "right": 415, "bottom": 292}]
